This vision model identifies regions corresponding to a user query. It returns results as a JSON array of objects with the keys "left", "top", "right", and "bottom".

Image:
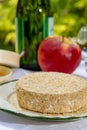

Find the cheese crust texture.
[{"left": 15, "top": 72, "right": 87, "bottom": 114}]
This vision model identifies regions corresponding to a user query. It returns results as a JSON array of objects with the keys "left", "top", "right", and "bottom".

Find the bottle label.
[{"left": 43, "top": 17, "right": 54, "bottom": 38}]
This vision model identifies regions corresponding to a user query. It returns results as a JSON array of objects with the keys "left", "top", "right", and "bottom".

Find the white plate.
[{"left": 0, "top": 80, "right": 87, "bottom": 121}]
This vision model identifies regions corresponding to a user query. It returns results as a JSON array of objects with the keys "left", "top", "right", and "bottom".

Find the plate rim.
[{"left": 0, "top": 80, "right": 87, "bottom": 121}]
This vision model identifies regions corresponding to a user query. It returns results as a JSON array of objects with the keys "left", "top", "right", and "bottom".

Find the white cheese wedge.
[{"left": 0, "top": 49, "right": 20, "bottom": 68}]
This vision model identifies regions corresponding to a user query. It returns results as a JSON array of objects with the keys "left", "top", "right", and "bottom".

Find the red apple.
[{"left": 37, "top": 36, "right": 81, "bottom": 73}]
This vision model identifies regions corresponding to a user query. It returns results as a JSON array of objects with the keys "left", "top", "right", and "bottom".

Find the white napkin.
[{"left": 0, "top": 125, "right": 15, "bottom": 130}]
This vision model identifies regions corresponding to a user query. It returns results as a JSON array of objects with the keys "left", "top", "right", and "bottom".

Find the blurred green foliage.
[
  {"left": 0, "top": 0, "right": 87, "bottom": 50},
  {"left": 0, "top": 0, "right": 17, "bottom": 50},
  {"left": 53, "top": 0, "right": 87, "bottom": 37}
]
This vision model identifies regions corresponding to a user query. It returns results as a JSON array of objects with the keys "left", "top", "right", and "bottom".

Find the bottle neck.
[{"left": 16, "top": 0, "right": 53, "bottom": 17}]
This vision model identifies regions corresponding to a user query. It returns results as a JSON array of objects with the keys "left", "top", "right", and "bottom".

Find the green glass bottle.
[{"left": 15, "top": 0, "right": 54, "bottom": 70}]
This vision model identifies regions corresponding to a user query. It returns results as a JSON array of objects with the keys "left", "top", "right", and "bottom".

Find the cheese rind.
[{"left": 16, "top": 72, "right": 87, "bottom": 114}]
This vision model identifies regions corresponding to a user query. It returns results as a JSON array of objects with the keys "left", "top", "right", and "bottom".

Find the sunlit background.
[{"left": 0, "top": 0, "right": 87, "bottom": 51}]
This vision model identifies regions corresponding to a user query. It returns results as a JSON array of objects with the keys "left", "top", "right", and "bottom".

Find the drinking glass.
[
  {"left": 77, "top": 26, "right": 87, "bottom": 71},
  {"left": 77, "top": 26, "right": 87, "bottom": 46}
]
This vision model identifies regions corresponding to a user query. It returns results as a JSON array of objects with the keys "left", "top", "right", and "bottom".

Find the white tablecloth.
[{"left": 0, "top": 60, "right": 87, "bottom": 130}]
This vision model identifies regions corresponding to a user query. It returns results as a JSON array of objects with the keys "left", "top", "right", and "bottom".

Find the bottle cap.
[{"left": 0, "top": 49, "right": 20, "bottom": 68}]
